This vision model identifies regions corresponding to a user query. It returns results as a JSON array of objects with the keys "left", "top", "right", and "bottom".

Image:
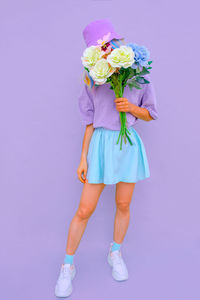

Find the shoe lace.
[
  {"left": 111, "top": 251, "right": 123, "bottom": 265},
  {"left": 60, "top": 265, "right": 71, "bottom": 280}
]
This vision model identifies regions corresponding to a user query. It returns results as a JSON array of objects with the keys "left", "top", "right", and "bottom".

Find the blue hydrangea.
[{"left": 126, "top": 43, "right": 150, "bottom": 68}]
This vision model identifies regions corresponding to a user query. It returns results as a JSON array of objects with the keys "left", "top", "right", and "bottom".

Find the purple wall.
[{"left": 1, "top": 0, "right": 200, "bottom": 299}]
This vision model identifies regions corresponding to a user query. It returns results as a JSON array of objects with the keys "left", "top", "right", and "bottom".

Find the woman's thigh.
[
  {"left": 77, "top": 182, "right": 106, "bottom": 216},
  {"left": 115, "top": 182, "right": 136, "bottom": 206}
]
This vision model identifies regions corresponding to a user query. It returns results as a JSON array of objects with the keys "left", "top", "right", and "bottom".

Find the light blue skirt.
[{"left": 86, "top": 126, "right": 150, "bottom": 185}]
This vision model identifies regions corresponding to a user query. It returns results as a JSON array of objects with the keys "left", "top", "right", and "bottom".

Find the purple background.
[{"left": 1, "top": 0, "right": 200, "bottom": 299}]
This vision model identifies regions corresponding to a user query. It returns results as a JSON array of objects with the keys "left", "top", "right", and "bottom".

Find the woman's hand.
[
  {"left": 115, "top": 97, "right": 153, "bottom": 121},
  {"left": 78, "top": 124, "right": 94, "bottom": 184},
  {"left": 114, "top": 97, "right": 132, "bottom": 113},
  {"left": 77, "top": 157, "right": 88, "bottom": 184}
]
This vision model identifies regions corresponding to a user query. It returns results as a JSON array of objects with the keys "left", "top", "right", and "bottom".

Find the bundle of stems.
[
  {"left": 107, "top": 65, "right": 151, "bottom": 150},
  {"left": 109, "top": 72, "right": 133, "bottom": 150}
]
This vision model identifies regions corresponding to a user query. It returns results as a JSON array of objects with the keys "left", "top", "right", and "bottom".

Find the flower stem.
[{"left": 111, "top": 74, "right": 134, "bottom": 150}]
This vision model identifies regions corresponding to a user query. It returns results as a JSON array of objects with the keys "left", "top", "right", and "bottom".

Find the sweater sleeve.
[
  {"left": 140, "top": 74, "right": 158, "bottom": 120},
  {"left": 78, "top": 84, "right": 95, "bottom": 125}
]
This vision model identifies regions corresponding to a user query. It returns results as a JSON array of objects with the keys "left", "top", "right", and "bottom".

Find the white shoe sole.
[
  {"left": 107, "top": 254, "right": 128, "bottom": 281},
  {"left": 55, "top": 267, "right": 76, "bottom": 298}
]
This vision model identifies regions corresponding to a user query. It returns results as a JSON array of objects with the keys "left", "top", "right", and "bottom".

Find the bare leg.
[
  {"left": 113, "top": 182, "right": 136, "bottom": 244},
  {"left": 65, "top": 182, "right": 106, "bottom": 255}
]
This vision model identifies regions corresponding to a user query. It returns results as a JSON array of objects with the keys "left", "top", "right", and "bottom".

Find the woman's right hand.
[{"left": 77, "top": 158, "right": 88, "bottom": 184}]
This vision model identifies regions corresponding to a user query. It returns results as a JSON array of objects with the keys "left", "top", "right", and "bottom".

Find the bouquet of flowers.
[{"left": 81, "top": 32, "right": 153, "bottom": 150}]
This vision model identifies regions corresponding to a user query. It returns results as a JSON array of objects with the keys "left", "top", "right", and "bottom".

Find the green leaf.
[
  {"left": 128, "top": 68, "right": 136, "bottom": 79},
  {"left": 119, "top": 67, "right": 126, "bottom": 74},
  {"left": 135, "top": 76, "right": 150, "bottom": 84},
  {"left": 138, "top": 67, "right": 150, "bottom": 75},
  {"left": 136, "top": 66, "right": 141, "bottom": 73},
  {"left": 106, "top": 77, "right": 111, "bottom": 83},
  {"left": 119, "top": 67, "right": 136, "bottom": 91},
  {"left": 127, "top": 80, "right": 142, "bottom": 90},
  {"left": 135, "top": 76, "right": 146, "bottom": 84},
  {"left": 84, "top": 67, "right": 89, "bottom": 72},
  {"left": 148, "top": 61, "right": 153, "bottom": 65}
]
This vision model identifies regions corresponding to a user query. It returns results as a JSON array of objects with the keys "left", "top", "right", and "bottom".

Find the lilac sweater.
[{"left": 78, "top": 74, "right": 158, "bottom": 130}]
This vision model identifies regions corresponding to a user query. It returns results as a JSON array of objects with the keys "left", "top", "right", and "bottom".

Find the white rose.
[
  {"left": 81, "top": 46, "right": 104, "bottom": 69},
  {"left": 107, "top": 45, "right": 135, "bottom": 68},
  {"left": 89, "top": 58, "right": 116, "bottom": 85}
]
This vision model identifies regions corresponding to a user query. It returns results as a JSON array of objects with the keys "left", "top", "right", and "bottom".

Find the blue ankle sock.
[
  {"left": 111, "top": 241, "right": 121, "bottom": 252},
  {"left": 64, "top": 254, "right": 74, "bottom": 265}
]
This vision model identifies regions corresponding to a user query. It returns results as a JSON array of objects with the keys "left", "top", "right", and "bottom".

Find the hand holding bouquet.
[{"left": 81, "top": 32, "right": 153, "bottom": 150}]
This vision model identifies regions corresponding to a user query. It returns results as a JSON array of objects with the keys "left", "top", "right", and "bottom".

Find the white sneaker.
[
  {"left": 55, "top": 263, "right": 76, "bottom": 297},
  {"left": 107, "top": 243, "right": 128, "bottom": 281}
]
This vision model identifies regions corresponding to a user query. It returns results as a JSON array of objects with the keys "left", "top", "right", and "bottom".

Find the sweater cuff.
[{"left": 140, "top": 105, "right": 158, "bottom": 120}]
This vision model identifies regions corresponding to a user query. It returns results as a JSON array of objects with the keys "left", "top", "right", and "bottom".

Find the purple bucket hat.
[{"left": 82, "top": 19, "right": 123, "bottom": 47}]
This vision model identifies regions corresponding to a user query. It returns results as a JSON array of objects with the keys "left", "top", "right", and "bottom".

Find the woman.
[{"left": 55, "top": 19, "right": 158, "bottom": 298}]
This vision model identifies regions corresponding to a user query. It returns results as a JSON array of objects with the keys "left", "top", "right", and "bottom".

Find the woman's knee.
[
  {"left": 116, "top": 201, "right": 130, "bottom": 213},
  {"left": 76, "top": 205, "right": 94, "bottom": 221}
]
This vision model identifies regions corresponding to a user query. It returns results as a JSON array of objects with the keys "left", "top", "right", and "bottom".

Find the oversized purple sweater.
[{"left": 78, "top": 74, "right": 158, "bottom": 130}]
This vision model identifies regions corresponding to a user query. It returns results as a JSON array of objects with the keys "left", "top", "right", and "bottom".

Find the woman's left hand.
[{"left": 114, "top": 97, "right": 132, "bottom": 113}]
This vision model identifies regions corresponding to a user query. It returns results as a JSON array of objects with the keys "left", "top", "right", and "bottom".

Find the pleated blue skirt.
[{"left": 86, "top": 126, "right": 150, "bottom": 185}]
